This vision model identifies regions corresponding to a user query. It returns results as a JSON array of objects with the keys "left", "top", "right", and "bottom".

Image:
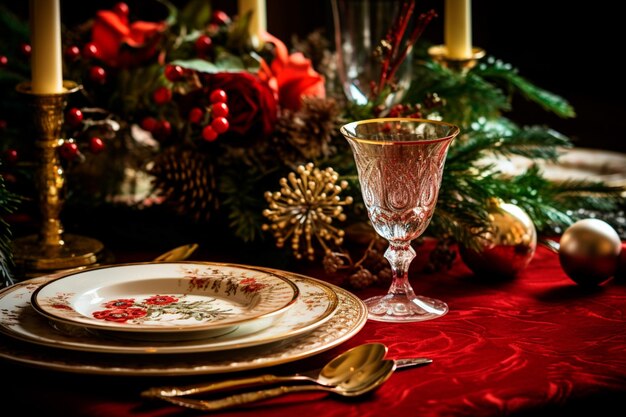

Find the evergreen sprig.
[{"left": 0, "top": 164, "right": 19, "bottom": 287}]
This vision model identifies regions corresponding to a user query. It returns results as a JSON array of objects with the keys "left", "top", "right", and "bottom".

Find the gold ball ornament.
[
  {"left": 459, "top": 200, "right": 537, "bottom": 278},
  {"left": 559, "top": 218, "right": 622, "bottom": 286}
]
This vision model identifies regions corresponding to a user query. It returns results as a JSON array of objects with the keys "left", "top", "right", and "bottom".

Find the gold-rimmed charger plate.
[
  {"left": 0, "top": 269, "right": 367, "bottom": 376},
  {"left": 0, "top": 269, "right": 338, "bottom": 354}
]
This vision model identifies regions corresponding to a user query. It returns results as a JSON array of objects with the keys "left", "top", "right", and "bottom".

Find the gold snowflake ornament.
[{"left": 262, "top": 163, "right": 353, "bottom": 260}]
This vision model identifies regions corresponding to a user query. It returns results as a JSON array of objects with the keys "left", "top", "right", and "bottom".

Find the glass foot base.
[{"left": 364, "top": 294, "right": 448, "bottom": 323}]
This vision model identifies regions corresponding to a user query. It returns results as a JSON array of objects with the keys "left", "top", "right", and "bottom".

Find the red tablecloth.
[{"left": 2, "top": 245, "right": 626, "bottom": 417}]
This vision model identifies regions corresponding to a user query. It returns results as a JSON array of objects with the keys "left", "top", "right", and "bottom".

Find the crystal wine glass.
[{"left": 340, "top": 118, "right": 459, "bottom": 322}]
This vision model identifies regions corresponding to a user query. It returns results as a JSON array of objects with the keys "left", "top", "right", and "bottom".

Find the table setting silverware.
[{"left": 142, "top": 343, "right": 432, "bottom": 411}]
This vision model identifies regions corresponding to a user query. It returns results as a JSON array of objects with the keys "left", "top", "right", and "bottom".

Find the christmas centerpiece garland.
[{"left": 0, "top": 0, "right": 624, "bottom": 286}]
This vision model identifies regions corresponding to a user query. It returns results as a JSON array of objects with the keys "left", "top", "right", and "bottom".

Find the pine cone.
[
  {"left": 272, "top": 98, "right": 339, "bottom": 163},
  {"left": 149, "top": 147, "right": 218, "bottom": 222}
]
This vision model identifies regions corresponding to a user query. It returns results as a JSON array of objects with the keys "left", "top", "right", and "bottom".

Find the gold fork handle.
[
  {"left": 156, "top": 385, "right": 325, "bottom": 411},
  {"left": 141, "top": 374, "right": 311, "bottom": 398}
]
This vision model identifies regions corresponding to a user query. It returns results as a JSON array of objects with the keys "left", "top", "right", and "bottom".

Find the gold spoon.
[
  {"left": 149, "top": 359, "right": 397, "bottom": 411},
  {"left": 142, "top": 342, "right": 389, "bottom": 398}
]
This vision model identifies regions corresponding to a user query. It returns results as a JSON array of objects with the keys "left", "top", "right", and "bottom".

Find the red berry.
[
  {"left": 211, "top": 102, "right": 229, "bottom": 118},
  {"left": 20, "top": 43, "right": 31, "bottom": 57},
  {"left": 209, "top": 89, "right": 227, "bottom": 103},
  {"left": 164, "top": 64, "right": 184, "bottom": 82},
  {"left": 211, "top": 117, "right": 229, "bottom": 134},
  {"left": 89, "top": 137, "right": 105, "bottom": 153},
  {"left": 0, "top": 56, "right": 8, "bottom": 67},
  {"left": 154, "top": 120, "right": 172, "bottom": 138},
  {"left": 65, "top": 108, "right": 83, "bottom": 127},
  {"left": 89, "top": 66, "right": 106, "bottom": 84},
  {"left": 82, "top": 43, "right": 99, "bottom": 60},
  {"left": 201, "top": 125, "right": 218, "bottom": 142},
  {"left": 141, "top": 117, "right": 158, "bottom": 132},
  {"left": 195, "top": 35, "right": 213, "bottom": 56},
  {"left": 113, "top": 2, "right": 129, "bottom": 17},
  {"left": 188, "top": 107, "right": 204, "bottom": 124},
  {"left": 152, "top": 86, "right": 172, "bottom": 105},
  {"left": 211, "top": 10, "right": 231, "bottom": 26},
  {"left": 4, "top": 149, "right": 18, "bottom": 164},
  {"left": 64, "top": 46, "right": 81, "bottom": 61},
  {"left": 60, "top": 142, "right": 79, "bottom": 160}
]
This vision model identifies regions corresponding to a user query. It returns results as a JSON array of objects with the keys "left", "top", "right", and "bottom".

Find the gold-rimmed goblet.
[{"left": 340, "top": 118, "right": 459, "bottom": 322}]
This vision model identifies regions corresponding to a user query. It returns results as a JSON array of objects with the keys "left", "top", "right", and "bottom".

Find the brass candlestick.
[
  {"left": 427, "top": 45, "right": 485, "bottom": 74},
  {"left": 12, "top": 81, "right": 104, "bottom": 277}
]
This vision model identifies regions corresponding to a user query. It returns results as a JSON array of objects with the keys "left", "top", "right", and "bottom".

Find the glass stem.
[{"left": 384, "top": 242, "right": 417, "bottom": 297}]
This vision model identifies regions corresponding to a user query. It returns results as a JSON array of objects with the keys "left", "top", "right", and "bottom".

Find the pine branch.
[
  {"left": 0, "top": 167, "right": 20, "bottom": 287},
  {"left": 474, "top": 58, "right": 576, "bottom": 118}
]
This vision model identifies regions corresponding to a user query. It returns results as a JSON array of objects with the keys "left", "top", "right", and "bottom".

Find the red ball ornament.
[
  {"left": 195, "top": 35, "right": 213, "bottom": 56},
  {"left": 164, "top": 64, "right": 184, "bottom": 82},
  {"left": 211, "top": 117, "right": 229, "bottom": 134},
  {"left": 60, "top": 142, "right": 79, "bottom": 160},
  {"left": 211, "top": 10, "right": 231, "bottom": 26},
  {"left": 64, "top": 46, "right": 81, "bottom": 61},
  {"left": 0, "top": 120, "right": 7, "bottom": 131},
  {"left": 202, "top": 125, "right": 218, "bottom": 142},
  {"left": 211, "top": 102, "right": 229, "bottom": 118},
  {"left": 0, "top": 56, "right": 8, "bottom": 67},
  {"left": 615, "top": 242, "right": 626, "bottom": 280},
  {"left": 65, "top": 108, "right": 83, "bottom": 127},
  {"left": 20, "top": 43, "right": 31, "bottom": 58},
  {"left": 209, "top": 89, "right": 227, "bottom": 103},
  {"left": 82, "top": 43, "right": 99, "bottom": 60},
  {"left": 89, "top": 137, "right": 105, "bottom": 153},
  {"left": 153, "top": 86, "right": 172, "bottom": 105},
  {"left": 188, "top": 107, "right": 204, "bottom": 124},
  {"left": 89, "top": 66, "right": 107, "bottom": 84},
  {"left": 141, "top": 116, "right": 158, "bottom": 132}
]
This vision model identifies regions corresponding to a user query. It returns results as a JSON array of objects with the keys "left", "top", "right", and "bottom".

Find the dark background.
[{"left": 3, "top": 0, "right": 625, "bottom": 152}]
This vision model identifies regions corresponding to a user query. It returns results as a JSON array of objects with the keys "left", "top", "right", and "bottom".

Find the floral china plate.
[
  {"left": 30, "top": 263, "right": 299, "bottom": 337},
  {"left": 0, "top": 271, "right": 338, "bottom": 354}
]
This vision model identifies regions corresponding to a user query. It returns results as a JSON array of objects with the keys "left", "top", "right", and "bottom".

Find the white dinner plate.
[
  {"left": 0, "top": 269, "right": 367, "bottom": 376},
  {"left": 0, "top": 271, "right": 338, "bottom": 354},
  {"left": 30, "top": 263, "right": 299, "bottom": 338}
]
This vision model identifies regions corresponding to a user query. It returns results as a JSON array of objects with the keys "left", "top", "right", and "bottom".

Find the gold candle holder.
[
  {"left": 427, "top": 45, "right": 486, "bottom": 74},
  {"left": 12, "top": 81, "right": 105, "bottom": 277}
]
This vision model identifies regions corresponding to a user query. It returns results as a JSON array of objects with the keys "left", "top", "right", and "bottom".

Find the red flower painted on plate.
[
  {"left": 93, "top": 307, "right": 147, "bottom": 322},
  {"left": 91, "top": 4, "right": 167, "bottom": 68},
  {"left": 51, "top": 303, "right": 73, "bottom": 310},
  {"left": 103, "top": 298, "right": 135, "bottom": 309},
  {"left": 259, "top": 32, "right": 325, "bottom": 111},
  {"left": 143, "top": 295, "right": 178, "bottom": 305},
  {"left": 240, "top": 278, "right": 267, "bottom": 293}
]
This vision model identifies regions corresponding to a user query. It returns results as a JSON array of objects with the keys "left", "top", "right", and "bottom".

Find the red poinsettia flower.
[
  {"left": 259, "top": 32, "right": 325, "bottom": 111},
  {"left": 201, "top": 72, "right": 277, "bottom": 141},
  {"left": 103, "top": 298, "right": 135, "bottom": 309},
  {"left": 91, "top": 4, "right": 167, "bottom": 68},
  {"left": 143, "top": 295, "right": 178, "bottom": 305},
  {"left": 92, "top": 307, "right": 147, "bottom": 322}
]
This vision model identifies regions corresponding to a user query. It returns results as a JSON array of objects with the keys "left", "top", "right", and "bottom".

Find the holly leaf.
[{"left": 178, "top": 0, "right": 211, "bottom": 31}]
